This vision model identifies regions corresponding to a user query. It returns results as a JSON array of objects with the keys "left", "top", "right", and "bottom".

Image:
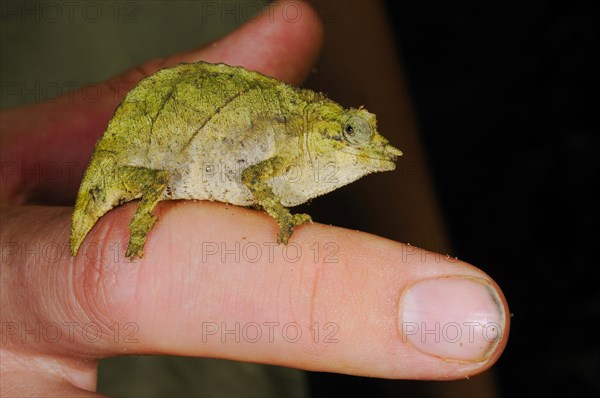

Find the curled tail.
[
  {"left": 70, "top": 156, "right": 129, "bottom": 256},
  {"left": 70, "top": 154, "right": 168, "bottom": 258}
]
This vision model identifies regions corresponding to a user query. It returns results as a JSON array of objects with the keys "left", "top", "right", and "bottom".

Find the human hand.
[{"left": 0, "top": 1, "right": 508, "bottom": 396}]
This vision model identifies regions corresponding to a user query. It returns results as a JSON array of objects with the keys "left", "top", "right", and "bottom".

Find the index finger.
[{"left": 1, "top": 201, "right": 509, "bottom": 380}]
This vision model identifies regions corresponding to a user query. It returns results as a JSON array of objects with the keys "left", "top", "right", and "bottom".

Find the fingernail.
[{"left": 399, "top": 277, "right": 505, "bottom": 363}]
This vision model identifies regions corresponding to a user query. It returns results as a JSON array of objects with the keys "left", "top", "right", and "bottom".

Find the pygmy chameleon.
[{"left": 70, "top": 62, "right": 402, "bottom": 259}]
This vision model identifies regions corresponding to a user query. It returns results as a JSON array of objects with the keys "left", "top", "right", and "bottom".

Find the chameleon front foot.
[
  {"left": 122, "top": 167, "right": 168, "bottom": 259},
  {"left": 277, "top": 213, "right": 312, "bottom": 244},
  {"left": 126, "top": 210, "right": 158, "bottom": 259}
]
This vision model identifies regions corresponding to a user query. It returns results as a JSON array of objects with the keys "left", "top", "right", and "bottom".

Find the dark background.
[
  {"left": 391, "top": 0, "right": 598, "bottom": 396},
  {"left": 312, "top": 0, "right": 598, "bottom": 396}
]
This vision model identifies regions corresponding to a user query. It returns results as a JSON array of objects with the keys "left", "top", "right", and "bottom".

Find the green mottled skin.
[{"left": 70, "top": 62, "right": 402, "bottom": 259}]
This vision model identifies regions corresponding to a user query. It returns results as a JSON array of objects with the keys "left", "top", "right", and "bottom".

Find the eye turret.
[{"left": 342, "top": 115, "right": 373, "bottom": 145}]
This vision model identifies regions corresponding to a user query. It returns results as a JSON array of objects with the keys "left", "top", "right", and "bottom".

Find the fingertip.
[
  {"left": 399, "top": 277, "right": 507, "bottom": 366},
  {"left": 184, "top": 0, "right": 324, "bottom": 84},
  {"left": 385, "top": 242, "right": 510, "bottom": 379}
]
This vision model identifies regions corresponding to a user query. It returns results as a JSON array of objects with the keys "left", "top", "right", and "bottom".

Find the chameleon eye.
[{"left": 343, "top": 115, "right": 372, "bottom": 145}]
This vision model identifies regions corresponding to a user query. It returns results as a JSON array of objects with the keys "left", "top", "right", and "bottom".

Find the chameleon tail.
[
  {"left": 70, "top": 156, "right": 128, "bottom": 256},
  {"left": 70, "top": 154, "right": 168, "bottom": 258}
]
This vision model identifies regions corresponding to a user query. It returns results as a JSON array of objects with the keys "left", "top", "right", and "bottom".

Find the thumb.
[{"left": 0, "top": 0, "right": 323, "bottom": 205}]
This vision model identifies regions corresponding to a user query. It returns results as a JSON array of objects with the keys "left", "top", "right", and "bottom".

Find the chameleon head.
[
  {"left": 335, "top": 107, "right": 402, "bottom": 171},
  {"left": 274, "top": 103, "right": 402, "bottom": 207},
  {"left": 307, "top": 104, "right": 401, "bottom": 185}
]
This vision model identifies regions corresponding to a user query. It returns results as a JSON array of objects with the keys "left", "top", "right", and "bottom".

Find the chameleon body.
[{"left": 70, "top": 62, "right": 402, "bottom": 258}]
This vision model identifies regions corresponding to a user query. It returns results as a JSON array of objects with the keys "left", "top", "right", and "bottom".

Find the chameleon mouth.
[
  {"left": 341, "top": 146, "right": 402, "bottom": 171},
  {"left": 379, "top": 158, "right": 398, "bottom": 171},
  {"left": 382, "top": 145, "right": 403, "bottom": 169}
]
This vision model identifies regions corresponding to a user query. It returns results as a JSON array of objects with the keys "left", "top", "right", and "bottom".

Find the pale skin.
[{"left": 0, "top": 1, "right": 509, "bottom": 396}]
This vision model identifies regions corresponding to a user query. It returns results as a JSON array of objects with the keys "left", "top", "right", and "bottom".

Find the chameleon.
[{"left": 70, "top": 62, "right": 402, "bottom": 259}]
